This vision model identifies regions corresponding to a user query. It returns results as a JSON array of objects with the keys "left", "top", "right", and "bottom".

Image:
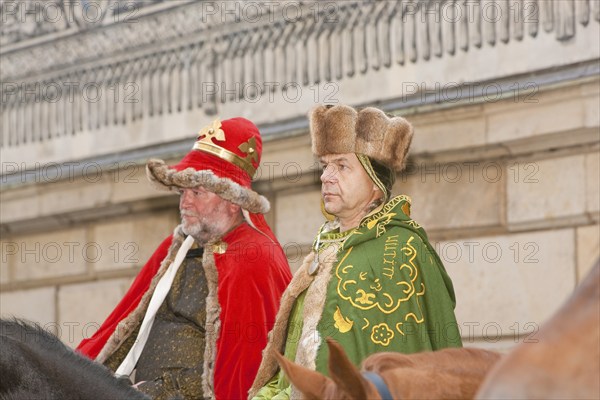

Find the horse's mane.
[
  {"left": 1, "top": 318, "right": 68, "bottom": 351},
  {"left": 1, "top": 317, "right": 101, "bottom": 381},
  {"left": 0, "top": 318, "right": 149, "bottom": 400}
]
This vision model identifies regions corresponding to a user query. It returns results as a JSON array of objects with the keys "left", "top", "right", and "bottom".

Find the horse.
[
  {"left": 274, "top": 339, "right": 501, "bottom": 399},
  {"left": 0, "top": 318, "right": 149, "bottom": 400},
  {"left": 476, "top": 261, "right": 600, "bottom": 399}
]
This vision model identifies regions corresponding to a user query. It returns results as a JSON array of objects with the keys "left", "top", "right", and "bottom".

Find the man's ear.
[
  {"left": 326, "top": 338, "right": 369, "bottom": 399},
  {"left": 229, "top": 202, "right": 242, "bottom": 215},
  {"left": 274, "top": 351, "right": 330, "bottom": 400},
  {"left": 371, "top": 186, "right": 384, "bottom": 205}
]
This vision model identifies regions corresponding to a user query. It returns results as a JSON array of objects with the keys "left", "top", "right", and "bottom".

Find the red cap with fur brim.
[{"left": 146, "top": 117, "right": 270, "bottom": 214}]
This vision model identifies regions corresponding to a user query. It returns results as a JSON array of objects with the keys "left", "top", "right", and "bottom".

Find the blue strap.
[{"left": 362, "top": 371, "right": 393, "bottom": 400}]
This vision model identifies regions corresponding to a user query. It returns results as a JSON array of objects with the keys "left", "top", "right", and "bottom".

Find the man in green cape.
[{"left": 250, "top": 104, "right": 462, "bottom": 399}]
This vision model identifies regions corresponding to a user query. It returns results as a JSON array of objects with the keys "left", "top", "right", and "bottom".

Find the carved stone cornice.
[
  {"left": 3, "top": 0, "right": 598, "bottom": 80},
  {"left": 1, "top": 0, "right": 169, "bottom": 49},
  {"left": 0, "top": 0, "right": 200, "bottom": 78},
  {"left": 1, "top": 0, "right": 599, "bottom": 149}
]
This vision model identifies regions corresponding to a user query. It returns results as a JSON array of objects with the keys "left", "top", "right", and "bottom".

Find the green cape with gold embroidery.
[{"left": 314, "top": 195, "right": 462, "bottom": 373}]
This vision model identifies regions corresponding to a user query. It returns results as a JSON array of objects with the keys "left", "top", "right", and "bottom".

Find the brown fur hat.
[{"left": 309, "top": 104, "right": 414, "bottom": 171}]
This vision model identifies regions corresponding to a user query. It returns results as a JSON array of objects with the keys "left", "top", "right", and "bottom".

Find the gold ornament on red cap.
[
  {"left": 238, "top": 137, "right": 259, "bottom": 165},
  {"left": 193, "top": 119, "right": 259, "bottom": 178},
  {"left": 198, "top": 119, "right": 226, "bottom": 142}
]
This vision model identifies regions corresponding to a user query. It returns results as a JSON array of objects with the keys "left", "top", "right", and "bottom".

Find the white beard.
[{"left": 181, "top": 211, "right": 230, "bottom": 245}]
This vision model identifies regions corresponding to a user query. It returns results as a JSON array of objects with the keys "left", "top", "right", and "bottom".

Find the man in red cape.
[{"left": 77, "top": 117, "right": 292, "bottom": 400}]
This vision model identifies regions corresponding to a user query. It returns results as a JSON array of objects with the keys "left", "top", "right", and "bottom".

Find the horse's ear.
[
  {"left": 274, "top": 351, "right": 330, "bottom": 400},
  {"left": 326, "top": 338, "right": 369, "bottom": 399}
]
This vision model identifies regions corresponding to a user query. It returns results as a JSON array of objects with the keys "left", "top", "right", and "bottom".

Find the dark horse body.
[{"left": 0, "top": 319, "right": 149, "bottom": 400}]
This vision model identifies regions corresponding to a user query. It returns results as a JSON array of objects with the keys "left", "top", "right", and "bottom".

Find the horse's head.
[
  {"left": 274, "top": 338, "right": 382, "bottom": 400},
  {"left": 276, "top": 338, "right": 503, "bottom": 400}
]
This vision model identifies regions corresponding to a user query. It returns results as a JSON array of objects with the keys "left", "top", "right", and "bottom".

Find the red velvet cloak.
[{"left": 78, "top": 215, "right": 291, "bottom": 399}]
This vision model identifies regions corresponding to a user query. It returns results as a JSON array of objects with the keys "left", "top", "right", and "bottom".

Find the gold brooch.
[{"left": 211, "top": 241, "right": 228, "bottom": 254}]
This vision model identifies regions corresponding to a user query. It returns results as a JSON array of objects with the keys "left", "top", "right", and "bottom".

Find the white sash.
[{"left": 115, "top": 235, "right": 195, "bottom": 377}]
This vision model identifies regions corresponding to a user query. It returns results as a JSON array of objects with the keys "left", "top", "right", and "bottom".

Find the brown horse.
[
  {"left": 476, "top": 261, "right": 600, "bottom": 399},
  {"left": 274, "top": 339, "right": 501, "bottom": 399},
  {"left": 0, "top": 318, "right": 150, "bottom": 400}
]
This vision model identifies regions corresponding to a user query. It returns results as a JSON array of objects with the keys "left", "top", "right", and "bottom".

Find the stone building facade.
[{"left": 1, "top": 0, "right": 599, "bottom": 351}]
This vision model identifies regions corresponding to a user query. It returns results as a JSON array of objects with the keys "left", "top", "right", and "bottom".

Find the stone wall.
[
  {"left": 3, "top": 77, "right": 597, "bottom": 349},
  {"left": 1, "top": 0, "right": 599, "bottom": 351}
]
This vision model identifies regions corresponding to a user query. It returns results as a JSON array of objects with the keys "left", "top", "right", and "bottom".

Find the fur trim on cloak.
[
  {"left": 248, "top": 243, "right": 340, "bottom": 399},
  {"left": 96, "top": 225, "right": 221, "bottom": 398},
  {"left": 201, "top": 244, "right": 220, "bottom": 398}
]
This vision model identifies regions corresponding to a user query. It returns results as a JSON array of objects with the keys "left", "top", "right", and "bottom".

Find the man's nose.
[
  {"left": 320, "top": 166, "right": 337, "bottom": 183},
  {"left": 180, "top": 190, "right": 194, "bottom": 207}
]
